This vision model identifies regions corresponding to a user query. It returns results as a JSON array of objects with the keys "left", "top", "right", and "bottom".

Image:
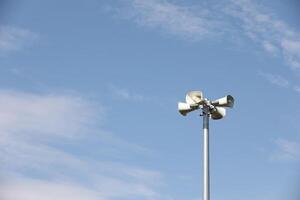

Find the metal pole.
[{"left": 203, "top": 106, "right": 210, "bottom": 200}]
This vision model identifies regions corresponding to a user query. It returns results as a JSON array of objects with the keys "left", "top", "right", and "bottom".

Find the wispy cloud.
[
  {"left": 0, "top": 90, "right": 99, "bottom": 138},
  {"left": 0, "top": 177, "right": 103, "bottom": 200},
  {"left": 225, "top": 0, "right": 300, "bottom": 71},
  {"left": 109, "top": 0, "right": 300, "bottom": 71},
  {"left": 294, "top": 85, "right": 300, "bottom": 93},
  {"left": 258, "top": 71, "right": 290, "bottom": 88},
  {"left": 109, "top": 0, "right": 227, "bottom": 41},
  {"left": 271, "top": 138, "right": 300, "bottom": 161},
  {"left": 258, "top": 71, "right": 300, "bottom": 93},
  {"left": 108, "top": 84, "right": 168, "bottom": 107},
  {"left": 0, "top": 25, "right": 38, "bottom": 52},
  {"left": 0, "top": 90, "right": 168, "bottom": 200},
  {"left": 109, "top": 84, "right": 145, "bottom": 102}
]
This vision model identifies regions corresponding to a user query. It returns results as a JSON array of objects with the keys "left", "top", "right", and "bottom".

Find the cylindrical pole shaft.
[{"left": 203, "top": 107, "right": 210, "bottom": 200}]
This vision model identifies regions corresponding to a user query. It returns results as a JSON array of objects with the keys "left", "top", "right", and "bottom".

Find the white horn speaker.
[
  {"left": 210, "top": 107, "right": 226, "bottom": 120},
  {"left": 178, "top": 102, "right": 199, "bottom": 116},
  {"left": 211, "top": 95, "right": 234, "bottom": 108},
  {"left": 186, "top": 91, "right": 204, "bottom": 105}
]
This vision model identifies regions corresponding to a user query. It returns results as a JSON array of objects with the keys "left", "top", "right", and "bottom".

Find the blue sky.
[{"left": 0, "top": 0, "right": 300, "bottom": 199}]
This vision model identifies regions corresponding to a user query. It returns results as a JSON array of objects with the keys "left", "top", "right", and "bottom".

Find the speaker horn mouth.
[
  {"left": 178, "top": 102, "right": 199, "bottom": 116},
  {"left": 211, "top": 95, "right": 234, "bottom": 108},
  {"left": 186, "top": 91, "right": 203, "bottom": 105}
]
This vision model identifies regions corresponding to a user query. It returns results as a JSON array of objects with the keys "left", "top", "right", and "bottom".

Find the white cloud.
[
  {"left": 110, "top": 0, "right": 300, "bottom": 71},
  {"left": 294, "top": 85, "right": 300, "bottom": 93},
  {"left": 111, "top": 0, "right": 226, "bottom": 41},
  {"left": 0, "top": 90, "right": 168, "bottom": 200},
  {"left": 0, "top": 90, "right": 99, "bottom": 175},
  {"left": 262, "top": 41, "right": 279, "bottom": 55},
  {"left": 0, "top": 26, "right": 38, "bottom": 52},
  {"left": 108, "top": 84, "right": 167, "bottom": 107},
  {"left": 281, "top": 39, "right": 300, "bottom": 70},
  {"left": 271, "top": 138, "right": 300, "bottom": 161},
  {"left": 0, "top": 177, "right": 104, "bottom": 200},
  {"left": 0, "top": 90, "right": 98, "bottom": 139},
  {"left": 258, "top": 71, "right": 290, "bottom": 88},
  {"left": 222, "top": 0, "right": 300, "bottom": 71},
  {"left": 109, "top": 84, "right": 144, "bottom": 101}
]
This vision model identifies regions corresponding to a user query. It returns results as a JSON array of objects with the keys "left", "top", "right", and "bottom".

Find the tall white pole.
[{"left": 203, "top": 106, "right": 210, "bottom": 200}]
